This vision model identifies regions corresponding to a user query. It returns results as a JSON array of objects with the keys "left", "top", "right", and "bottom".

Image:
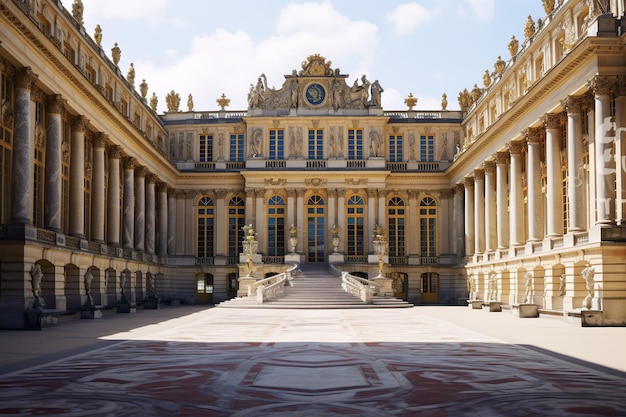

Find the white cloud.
[
  {"left": 386, "top": 3, "right": 440, "bottom": 36},
  {"left": 137, "top": 2, "right": 379, "bottom": 112},
  {"left": 465, "top": 0, "right": 495, "bottom": 21}
]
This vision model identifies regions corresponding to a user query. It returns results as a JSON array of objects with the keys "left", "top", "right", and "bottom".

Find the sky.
[{"left": 62, "top": 0, "right": 546, "bottom": 113}]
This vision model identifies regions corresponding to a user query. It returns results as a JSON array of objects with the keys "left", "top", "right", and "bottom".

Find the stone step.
[{"left": 217, "top": 265, "right": 413, "bottom": 309}]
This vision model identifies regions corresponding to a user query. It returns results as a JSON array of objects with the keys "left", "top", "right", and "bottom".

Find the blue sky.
[{"left": 65, "top": 0, "right": 546, "bottom": 112}]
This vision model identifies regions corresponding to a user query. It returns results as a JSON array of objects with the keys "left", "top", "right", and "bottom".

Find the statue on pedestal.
[
  {"left": 581, "top": 266, "right": 595, "bottom": 309},
  {"left": 523, "top": 271, "right": 534, "bottom": 304},
  {"left": 30, "top": 263, "right": 45, "bottom": 309}
]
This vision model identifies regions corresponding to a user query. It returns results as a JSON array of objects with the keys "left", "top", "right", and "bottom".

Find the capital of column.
[
  {"left": 215, "top": 189, "right": 228, "bottom": 199},
  {"left": 439, "top": 188, "right": 454, "bottom": 199},
  {"left": 296, "top": 189, "right": 306, "bottom": 198},
  {"left": 474, "top": 169, "right": 485, "bottom": 181},
  {"left": 524, "top": 127, "right": 544, "bottom": 145},
  {"left": 588, "top": 75, "right": 617, "bottom": 97},
  {"left": 483, "top": 160, "right": 496, "bottom": 173},
  {"left": 71, "top": 115, "right": 89, "bottom": 133},
  {"left": 107, "top": 145, "right": 122, "bottom": 159},
  {"left": 367, "top": 189, "right": 378, "bottom": 198},
  {"left": 122, "top": 156, "right": 136, "bottom": 170},
  {"left": 286, "top": 188, "right": 297, "bottom": 198},
  {"left": 16, "top": 67, "right": 38, "bottom": 91},
  {"left": 561, "top": 95, "right": 585, "bottom": 115},
  {"left": 616, "top": 75, "right": 626, "bottom": 98},
  {"left": 328, "top": 188, "right": 338, "bottom": 198},
  {"left": 509, "top": 141, "right": 524, "bottom": 155},
  {"left": 541, "top": 112, "right": 562, "bottom": 130},
  {"left": 146, "top": 173, "right": 158, "bottom": 184},
  {"left": 337, "top": 189, "right": 347, "bottom": 198},
  {"left": 134, "top": 165, "right": 147, "bottom": 178},
  {"left": 464, "top": 177, "right": 474, "bottom": 188},
  {"left": 94, "top": 132, "right": 109, "bottom": 148},
  {"left": 455, "top": 183, "right": 464, "bottom": 195},
  {"left": 156, "top": 182, "right": 168, "bottom": 193},
  {"left": 46, "top": 94, "right": 65, "bottom": 114},
  {"left": 407, "top": 189, "right": 420, "bottom": 200},
  {"left": 377, "top": 189, "right": 388, "bottom": 199},
  {"left": 495, "top": 151, "right": 509, "bottom": 165}
]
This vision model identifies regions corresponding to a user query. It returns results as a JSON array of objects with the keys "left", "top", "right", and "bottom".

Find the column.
[
  {"left": 10, "top": 67, "right": 38, "bottom": 224},
  {"left": 525, "top": 128, "right": 544, "bottom": 241},
  {"left": 542, "top": 113, "right": 563, "bottom": 236},
  {"left": 495, "top": 151, "right": 509, "bottom": 248},
  {"left": 328, "top": 189, "right": 337, "bottom": 230},
  {"left": 91, "top": 133, "right": 107, "bottom": 242},
  {"left": 69, "top": 115, "right": 88, "bottom": 238},
  {"left": 145, "top": 173, "right": 156, "bottom": 254},
  {"left": 157, "top": 183, "right": 168, "bottom": 256},
  {"left": 286, "top": 188, "right": 296, "bottom": 233},
  {"left": 122, "top": 157, "right": 135, "bottom": 249},
  {"left": 245, "top": 188, "right": 255, "bottom": 225},
  {"left": 378, "top": 189, "right": 387, "bottom": 226},
  {"left": 509, "top": 141, "right": 524, "bottom": 246},
  {"left": 214, "top": 189, "right": 227, "bottom": 256},
  {"left": 296, "top": 189, "right": 305, "bottom": 251},
  {"left": 407, "top": 190, "right": 420, "bottom": 256},
  {"left": 483, "top": 160, "right": 496, "bottom": 252},
  {"left": 133, "top": 166, "right": 146, "bottom": 251},
  {"left": 562, "top": 95, "right": 586, "bottom": 231},
  {"left": 367, "top": 189, "right": 377, "bottom": 253},
  {"left": 453, "top": 184, "right": 465, "bottom": 257},
  {"left": 337, "top": 189, "right": 346, "bottom": 252},
  {"left": 107, "top": 146, "right": 122, "bottom": 246},
  {"left": 167, "top": 189, "right": 176, "bottom": 255},
  {"left": 589, "top": 75, "right": 617, "bottom": 225},
  {"left": 44, "top": 94, "right": 64, "bottom": 232},
  {"left": 255, "top": 189, "right": 265, "bottom": 251},
  {"left": 464, "top": 177, "right": 475, "bottom": 256},
  {"left": 474, "top": 169, "right": 485, "bottom": 254}
]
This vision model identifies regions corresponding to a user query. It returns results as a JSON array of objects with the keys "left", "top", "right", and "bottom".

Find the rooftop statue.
[
  {"left": 94, "top": 24, "right": 102, "bottom": 47},
  {"left": 165, "top": 90, "right": 180, "bottom": 113},
  {"left": 72, "top": 0, "right": 84, "bottom": 25}
]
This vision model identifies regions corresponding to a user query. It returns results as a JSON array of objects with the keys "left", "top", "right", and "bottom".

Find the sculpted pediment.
[{"left": 247, "top": 54, "right": 383, "bottom": 112}]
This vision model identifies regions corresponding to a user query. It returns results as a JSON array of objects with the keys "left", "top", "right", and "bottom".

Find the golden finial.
[
  {"left": 524, "top": 15, "right": 536, "bottom": 39},
  {"left": 483, "top": 70, "right": 492, "bottom": 88},
  {"left": 441, "top": 93, "right": 448, "bottom": 110},
  {"left": 111, "top": 42, "right": 121, "bottom": 66},
  {"left": 149, "top": 93, "right": 158, "bottom": 112},
  {"left": 94, "top": 24, "right": 102, "bottom": 47},
  {"left": 404, "top": 92, "right": 418, "bottom": 110},
  {"left": 508, "top": 35, "right": 519, "bottom": 57},
  {"left": 542, "top": 0, "right": 555, "bottom": 14},
  {"left": 139, "top": 79, "right": 148, "bottom": 99},
  {"left": 494, "top": 55, "right": 506, "bottom": 74},
  {"left": 217, "top": 93, "right": 231, "bottom": 110},
  {"left": 471, "top": 84, "right": 482, "bottom": 102},
  {"left": 458, "top": 88, "right": 472, "bottom": 111}
]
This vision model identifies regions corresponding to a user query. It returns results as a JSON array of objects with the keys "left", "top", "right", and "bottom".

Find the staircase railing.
[
  {"left": 340, "top": 271, "right": 380, "bottom": 303},
  {"left": 250, "top": 263, "right": 299, "bottom": 303}
]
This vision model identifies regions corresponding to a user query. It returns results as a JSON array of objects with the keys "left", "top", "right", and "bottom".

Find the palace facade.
[{"left": 1, "top": 0, "right": 626, "bottom": 328}]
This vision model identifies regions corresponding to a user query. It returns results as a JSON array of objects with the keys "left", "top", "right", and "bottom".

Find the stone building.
[{"left": 1, "top": 0, "right": 625, "bottom": 328}]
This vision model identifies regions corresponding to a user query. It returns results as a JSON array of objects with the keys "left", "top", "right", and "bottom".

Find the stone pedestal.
[
  {"left": 117, "top": 298, "right": 136, "bottom": 313},
  {"left": 581, "top": 310, "right": 603, "bottom": 327},
  {"left": 487, "top": 301, "right": 502, "bottom": 312},
  {"left": 80, "top": 305, "right": 103, "bottom": 319},
  {"left": 328, "top": 253, "right": 344, "bottom": 264},
  {"left": 512, "top": 304, "right": 539, "bottom": 318},
  {"left": 238, "top": 275, "right": 258, "bottom": 297},
  {"left": 143, "top": 295, "right": 160, "bottom": 309},
  {"left": 24, "top": 308, "right": 59, "bottom": 329},
  {"left": 371, "top": 276, "right": 393, "bottom": 296},
  {"left": 284, "top": 253, "right": 304, "bottom": 264},
  {"left": 468, "top": 300, "right": 484, "bottom": 309}
]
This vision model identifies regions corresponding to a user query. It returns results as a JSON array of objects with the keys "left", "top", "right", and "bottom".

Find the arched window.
[
  {"left": 228, "top": 196, "right": 245, "bottom": 258},
  {"left": 347, "top": 195, "right": 365, "bottom": 256},
  {"left": 0, "top": 68, "right": 14, "bottom": 224},
  {"left": 387, "top": 196, "right": 405, "bottom": 256},
  {"left": 268, "top": 195, "right": 285, "bottom": 256},
  {"left": 197, "top": 196, "right": 214, "bottom": 257},
  {"left": 419, "top": 197, "right": 437, "bottom": 257}
]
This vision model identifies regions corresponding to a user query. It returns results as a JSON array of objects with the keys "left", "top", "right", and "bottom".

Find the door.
[
  {"left": 306, "top": 195, "right": 325, "bottom": 262},
  {"left": 390, "top": 272, "right": 408, "bottom": 301},
  {"left": 421, "top": 272, "right": 439, "bottom": 304},
  {"left": 196, "top": 273, "right": 214, "bottom": 304}
]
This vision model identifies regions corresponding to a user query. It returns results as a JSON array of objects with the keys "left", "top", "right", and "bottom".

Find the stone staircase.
[{"left": 218, "top": 264, "right": 413, "bottom": 309}]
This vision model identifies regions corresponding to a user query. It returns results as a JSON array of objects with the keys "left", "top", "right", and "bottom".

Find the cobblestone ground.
[{"left": 0, "top": 307, "right": 624, "bottom": 416}]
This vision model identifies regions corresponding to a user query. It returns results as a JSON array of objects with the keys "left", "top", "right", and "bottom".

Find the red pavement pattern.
[{"left": 0, "top": 338, "right": 625, "bottom": 416}]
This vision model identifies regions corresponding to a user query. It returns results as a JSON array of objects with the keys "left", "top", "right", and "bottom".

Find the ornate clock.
[{"left": 305, "top": 83, "right": 326, "bottom": 106}]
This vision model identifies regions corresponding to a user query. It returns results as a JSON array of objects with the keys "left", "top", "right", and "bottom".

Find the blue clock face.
[{"left": 305, "top": 83, "right": 325, "bottom": 106}]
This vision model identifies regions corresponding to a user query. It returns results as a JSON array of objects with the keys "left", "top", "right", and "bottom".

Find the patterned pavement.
[{"left": 0, "top": 307, "right": 625, "bottom": 416}]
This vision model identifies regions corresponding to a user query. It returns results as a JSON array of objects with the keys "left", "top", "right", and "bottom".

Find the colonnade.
[
  {"left": 9, "top": 67, "right": 174, "bottom": 256},
  {"left": 461, "top": 75, "right": 626, "bottom": 255}
]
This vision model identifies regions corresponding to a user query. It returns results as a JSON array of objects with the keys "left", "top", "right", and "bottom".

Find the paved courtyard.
[{"left": 0, "top": 305, "right": 625, "bottom": 416}]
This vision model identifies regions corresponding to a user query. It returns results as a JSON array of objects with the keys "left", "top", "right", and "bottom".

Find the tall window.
[
  {"left": 346, "top": 195, "right": 365, "bottom": 255},
  {"left": 348, "top": 129, "right": 363, "bottom": 160},
  {"left": 199, "top": 134, "right": 213, "bottom": 162},
  {"left": 267, "top": 195, "right": 285, "bottom": 256},
  {"left": 306, "top": 194, "right": 325, "bottom": 262},
  {"left": 560, "top": 118, "right": 568, "bottom": 233},
  {"left": 230, "top": 134, "right": 244, "bottom": 162},
  {"left": 197, "top": 196, "right": 214, "bottom": 257},
  {"left": 387, "top": 197, "right": 405, "bottom": 256},
  {"left": 419, "top": 197, "right": 437, "bottom": 257},
  {"left": 228, "top": 196, "right": 245, "bottom": 258},
  {"left": 389, "top": 135, "right": 403, "bottom": 162},
  {"left": 308, "top": 129, "right": 323, "bottom": 160},
  {"left": 0, "top": 69, "right": 13, "bottom": 224},
  {"left": 33, "top": 100, "right": 45, "bottom": 228},
  {"left": 420, "top": 135, "right": 434, "bottom": 162},
  {"left": 269, "top": 129, "right": 284, "bottom": 160}
]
